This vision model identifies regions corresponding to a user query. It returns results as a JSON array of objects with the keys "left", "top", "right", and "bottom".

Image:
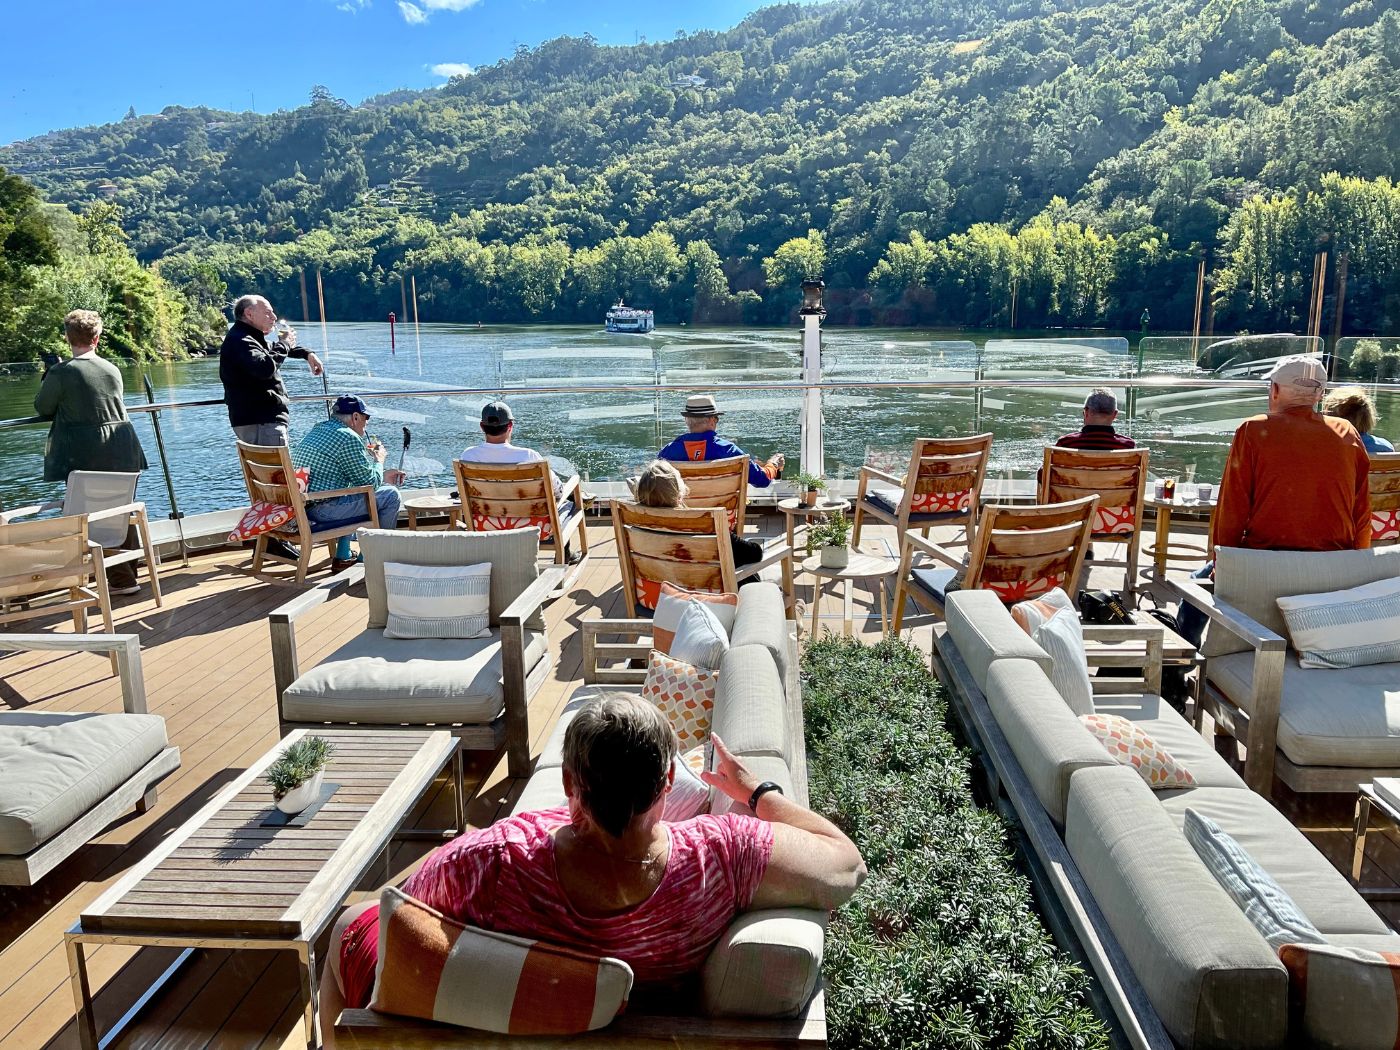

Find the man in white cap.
[
  {"left": 657, "top": 394, "right": 785, "bottom": 489},
  {"left": 1214, "top": 355, "right": 1371, "bottom": 553}
]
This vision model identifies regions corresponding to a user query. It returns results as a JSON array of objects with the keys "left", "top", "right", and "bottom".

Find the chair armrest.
[
  {"left": 903, "top": 531, "right": 963, "bottom": 570},
  {"left": 1082, "top": 624, "right": 1164, "bottom": 695},
  {"left": 858, "top": 465, "right": 903, "bottom": 487},
  {"left": 308, "top": 485, "right": 376, "bottom": 502},
  {"left": 268, "top": 564, "right": 366, "bottom": 702},
  {"left": 582, "top": 618, "right": 655, "bottom": 684},
  {"left": 499, "top": 565, "right": 569, "bottom": 628},
  {"left": 85, "top": 501, "right": 144, "bottom": 524},
  {"left": 2, "top": 501, "right": 57, "bottom": 522},
  {"left": 1172, "top": 579, "right": 1287, "bottom": 651},
  {"left": 558, "top": 474, "right": 582, "bottom": 501},
  {"left": 737, "top": 542, "right": 794, "bottom": 581}
]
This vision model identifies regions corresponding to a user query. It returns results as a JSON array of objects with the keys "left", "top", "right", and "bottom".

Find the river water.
[{"left": 0, "top": 322, "right": 1384, "bottom": 520}]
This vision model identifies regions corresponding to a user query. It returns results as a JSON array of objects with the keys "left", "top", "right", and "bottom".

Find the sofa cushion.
[
  {"left": 945, "top": 590, "right": 1054, "bottom": 693},
  {"left": 669, "top": 600, "right": 730, "bottom": 670},
  {"left": 281, "top": 628, "right": 547, "bottom": 725},
  {"left": 371, "top": 886, "right": 633, "bottom": 1034},
  {"left": 1208, "top": 651, "right": 1400, "bottom": 768},
  {"left": 1011, "top": 589, "right": 1094, "bottom": 716},
  {"left": 642, "top": 651, "right": 718, "bottom": 753},
  {"left": 1278, "top": 943, "right": 1400, "bottom": 1050},
  {"left": 701, "top": 908, "right": 827, "bottom": 1018},
  {"left": 710, "top": 646, "right": 787, "bottom": 761},
  {"left": 1064, "top": 764, "right": 1288, "bottom": 1050},
  {"left": 1155, "top": 786, "right": 1391, "bottom": 937},
  {"left": 360, "top": 528, "right": 543, "bottom": 631},
  {"left": 1182, "top": 808, "right": 1326, "bottom": 950},
  {"left": 0, "top": 712, "right": 169, "bottom": 855},
  {"left": 536, "top": 686, "right": 621, "bottom": 770},
  {"left": 654, "top": 584, "right": 738, "bottom": 653},
  {"left": 984, "top": 659, "right": 1113, "bottom": 826},
  {"left": 515, "top": 765, "right": 565, "bottom": 813},
  {"left": 1275, "top": 575, "right": 1400, "bottom": 669},
  {"left": 1079, "top": 713, "right": 1196, "bottom": 790},
  {"left": 1091, "top": 693, "right": 1247, "bottom": 790},
  {"left": 729, "top": 582, "right": 791, "bottom": 685},
  {"left": 1204, "top": 546, "right": 1400, "bottom": 657}
]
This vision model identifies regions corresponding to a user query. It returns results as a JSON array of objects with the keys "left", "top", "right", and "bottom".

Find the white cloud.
[
  {"left": 397, "top": 1, "right": 427, "bottom": 23},
  {"left": 398, "top": 0, "right": 479, "bottom": 21},
  {"left": 430, "top": 62, "right": 475, "bottom": 78},
  {"left": 423, "top": 0, "right": 480, "bottom": 9},
  {"left": 335, "top": 0, "right": 369, "bottom": 10}
]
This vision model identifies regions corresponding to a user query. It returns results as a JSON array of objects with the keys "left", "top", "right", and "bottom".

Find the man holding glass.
[{"left": 219, "top": 294, "right": 323, "bottom": 446}]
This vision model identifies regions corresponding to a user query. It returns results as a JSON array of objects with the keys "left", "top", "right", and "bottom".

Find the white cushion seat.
[
  {"left": 0, "top": 712, "right": 169, "bottom": 855},
  {"left": 281, "top": 628, "right": 548, "bottom": 724},
  {"left": 1208, "top": 652, "right": 1400, "bottom": 768}
]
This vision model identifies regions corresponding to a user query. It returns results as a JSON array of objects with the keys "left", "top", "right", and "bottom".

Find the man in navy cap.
[{"left": 294, "top": 395, "right": 406, "bottom": 568}]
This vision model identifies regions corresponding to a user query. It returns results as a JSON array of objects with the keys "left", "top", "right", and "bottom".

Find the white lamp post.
[{"left": 799, "top": 277, "right": 825, "bottom": 478}]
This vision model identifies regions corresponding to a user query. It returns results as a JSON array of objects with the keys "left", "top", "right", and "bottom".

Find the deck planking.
[{"left": 0, "top": 512, "right": 1396, "bottom": 1048}]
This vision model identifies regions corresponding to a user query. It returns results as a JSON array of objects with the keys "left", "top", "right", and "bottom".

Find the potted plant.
[
  {"left": 266, "top": 736, "right": 335, "bottom": 815},
  {"left": 792, "top": 472, "right": 826, "bottom": 508},
  {"left": 806, "top": 511, "right": 852, "bottom": 569}
]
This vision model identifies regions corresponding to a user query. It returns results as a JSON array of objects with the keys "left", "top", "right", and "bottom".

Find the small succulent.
[
  {"left": 265, "top": 736, "right": 335, "bottom": 800},
  {"left": 792, "top": 471, "right": 826, "bottom": 493}
]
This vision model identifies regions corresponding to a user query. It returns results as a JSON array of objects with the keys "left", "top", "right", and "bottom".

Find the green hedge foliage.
[{"left": 802, "top": 636, "right": 1109, "bottom": 1050}]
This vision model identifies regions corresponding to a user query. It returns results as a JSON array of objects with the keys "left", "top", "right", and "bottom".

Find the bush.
[{"left": 803, "top": 637, "right": 1109, "bottom": 1050}]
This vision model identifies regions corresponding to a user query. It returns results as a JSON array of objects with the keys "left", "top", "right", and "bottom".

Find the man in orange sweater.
[{"left": 1214, "top": 355, "right": 1372, "bottom": 552}]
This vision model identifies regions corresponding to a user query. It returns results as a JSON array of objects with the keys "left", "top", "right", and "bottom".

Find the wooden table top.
[
  {"left": 800, "top": 552, "right": 899, "bottom": 580},
  {"left": 79, "top": 729, "right": 455, "bottom": 941},
  {"left": 403, "top": 495, "right": 459, "bottom": 510},
  {"left": 777, "top": 497, "right": 851, "bottom": 516}
]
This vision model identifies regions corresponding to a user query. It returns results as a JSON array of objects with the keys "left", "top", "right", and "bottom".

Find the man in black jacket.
[{"left": 220, "top": 295, "right": 323, "bottom": 446}]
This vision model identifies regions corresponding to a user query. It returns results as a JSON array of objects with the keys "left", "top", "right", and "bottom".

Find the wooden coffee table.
[
  {"left": 65, "top": 728, "right": 457, "bottom": 1050},
  {"left": 802, "top": 551, "right": 900, "bottom": 639}
]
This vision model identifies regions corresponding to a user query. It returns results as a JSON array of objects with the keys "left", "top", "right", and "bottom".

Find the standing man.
[
  {"left": 657, "top": 394, "right": 784, "bottom": 489},
  {"left": 219, "top": 294, "right": 323, "bottom": 446}
]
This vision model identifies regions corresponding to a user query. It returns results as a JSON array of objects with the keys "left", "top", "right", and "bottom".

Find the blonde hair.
[
  {"left": 63, "top": 310, "right": 103, "bottom": 347},
  {"left": 636, "top": 460, "right": 685, "bottom": 508},
  {"left": 1323, "top": 386, "right": 1378, "bottom": 435}
]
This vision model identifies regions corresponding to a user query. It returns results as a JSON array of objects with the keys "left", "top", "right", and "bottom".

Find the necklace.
[{"left": 558, "top": 827, "right": 664, "bottom": 868}]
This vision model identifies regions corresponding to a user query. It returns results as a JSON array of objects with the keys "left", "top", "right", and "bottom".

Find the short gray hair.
[
  {"left": 332, "top": 412, "right": 357, "bottom": 426},
  {"left": 562, "top": 695, "right": 676, "bottom": 838},
  {"left": 233, "top": 294, "right": 265, "bottom": 320},
  {"left": 1084, "top": 388, "right": 1117, "bottom": 415}
]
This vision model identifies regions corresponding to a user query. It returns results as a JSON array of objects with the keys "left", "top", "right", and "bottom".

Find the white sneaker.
[{"left": 109, "top": 584, "right": 141, "bottom": 596}]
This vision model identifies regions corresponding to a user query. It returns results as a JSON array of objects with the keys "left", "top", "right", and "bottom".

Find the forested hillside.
[{"left": 3, "top": 0, "right": 1400, "bottom": 349}]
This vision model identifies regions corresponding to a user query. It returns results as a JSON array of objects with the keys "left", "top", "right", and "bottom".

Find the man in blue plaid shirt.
[{"left": 294, "top": 395, "right": 406, "bottom": 567}]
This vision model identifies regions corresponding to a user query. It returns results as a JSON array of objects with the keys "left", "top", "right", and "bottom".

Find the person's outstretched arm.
[{"left": 702, "top": 734, "right": 865, "bottom": 912}]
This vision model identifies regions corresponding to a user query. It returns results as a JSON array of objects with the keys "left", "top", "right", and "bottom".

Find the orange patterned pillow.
[
  {"left": 1079, "top": 713, "right": 1196, "bottom": 790},
  {"left": 651, "top": 583, "right": 739, "bottom": 652},
  {"left": 641, "top": 651, "right": 718, "bottom": 752}
]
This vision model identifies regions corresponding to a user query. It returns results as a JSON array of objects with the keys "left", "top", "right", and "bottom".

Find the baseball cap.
[
  {"left": 481, "top": 401, "right": 514, "bottom": 426},
  {"left": 1265, "top": 355, "right": 1326, "bottom": 395},
  {"left": 333, "top": 394, "right": 370, "bottom": 417}
]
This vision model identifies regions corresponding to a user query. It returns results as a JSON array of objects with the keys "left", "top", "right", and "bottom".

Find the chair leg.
[
  {"left": 252, "top": 535, "right": 267, "bottom": 574},
  {"left": 137, "top": 514, "right": 163, "bottom": 607},
  {"left": 70, "top": 588, "right": 87, "bottom": 634},
  {"left": 295, "top": 544, "right": 311, "bottom": 584},
  {"left": 92, "top": 573, "right": 119, "bottom": 677},
  {"left": 851, "top": 504, "right": 865, "bottom": 547},
  {"left": 780, "top": 555, "right": 796, "bottom": 615}
]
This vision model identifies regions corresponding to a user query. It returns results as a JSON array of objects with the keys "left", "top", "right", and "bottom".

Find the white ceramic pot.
[
  {"left": 820, "top": 545, "right": 849, "bottom": 569},
  {"left": 276, "top": 769, "right": 324, "bottom": 815}
]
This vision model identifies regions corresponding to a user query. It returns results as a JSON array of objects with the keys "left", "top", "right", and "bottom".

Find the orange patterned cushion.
[
  {"left": 228, "top": 467, "right": 310, "bottom": 541},
  {"left": 1279, "top": 942, "right": 1400, "bottom": 1048},
  {"left": 1093, "top": 505, "right": 1137, "bottom": 536},
  {"left": 371, "top": 887, "right": 633, "bottom": 1034},
  {"left": 651, "top": 583, "right": 739, "bottom": 650},
  {"left": 985, "top": 573, "right": 1067, "bottom": 604},
  {"left": 1079, "top": 713, "right": 1196, "bottom": 790},
  {"left": 1373, "top": 509, "right": 1400, "bottom": 542},
  {"left": 471, "top": 512, "right": 555, "bottom": 543},
  {"left": 641, "top": 651, "right": 718, "bottom": 752},
  {"left": 911, "top": 488, "right": 973, "bottom": 514}
]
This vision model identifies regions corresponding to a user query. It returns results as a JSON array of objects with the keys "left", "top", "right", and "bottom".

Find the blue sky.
[{"left": 1, "top": 0, "right": 773, "bottom": 144}]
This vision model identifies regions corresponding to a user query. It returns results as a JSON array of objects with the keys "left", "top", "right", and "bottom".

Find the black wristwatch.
[{"left": 748, "top": 781, "right": 784, "bottom": 812}]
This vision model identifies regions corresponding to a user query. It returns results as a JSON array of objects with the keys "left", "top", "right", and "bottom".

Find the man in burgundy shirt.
[{"left": 1055, "top": 389, "right": 1136, "bottom": 450}]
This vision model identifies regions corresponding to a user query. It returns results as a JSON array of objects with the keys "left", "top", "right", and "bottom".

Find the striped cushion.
[
  {"left": 1182, "top": 808, "right": 1326, "bottom": 950},
  {"left": 653, "top": 583, "right": 738, "bottom": 652},
  {"left": 1276, "top": 576, "right": 1400, "bottom": 669},
  {"left": 371, "top": 887, "right": 634, "bottom": 1034},
  {"left": 384, "top": 561, "right": 491, "bottom": 640},
  {"left": 1279, "top": 942, "right": 1400, "bottom": 1050}
]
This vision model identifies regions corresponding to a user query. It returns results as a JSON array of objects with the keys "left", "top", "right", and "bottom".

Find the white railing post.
[{"left": 800, "top": 312, "right": 823, "bottom": 477}]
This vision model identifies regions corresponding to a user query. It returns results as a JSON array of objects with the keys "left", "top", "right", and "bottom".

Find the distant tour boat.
[{"left": 605, "top": 300, "right": 655, "bottom": 333}]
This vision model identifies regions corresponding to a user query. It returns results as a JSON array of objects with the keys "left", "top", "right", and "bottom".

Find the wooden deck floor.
[{"left": 0, "top": 513, "right": 1396, "bottom": 1048}]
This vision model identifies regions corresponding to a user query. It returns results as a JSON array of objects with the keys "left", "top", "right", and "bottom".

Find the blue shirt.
[
  {"left": 657, "top": 430, "right": 778, "bottom": 488},
  {"left": 1362, "top": 431, "right": 1395, "bottom": 454}
]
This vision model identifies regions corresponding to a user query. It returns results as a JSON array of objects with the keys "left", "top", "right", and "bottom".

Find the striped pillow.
[
  {"left": 1279, "top": 943, "right": 1400, "bottom": 1049},
  {"left": 1276, "top": 576, "right": 1400, "bottom": 669},
  {"left": 384, "top": 561, "right": 491, "bottom": 640},
  {"left": 371, "top": 887, "right": 634, "bottom": 1034},
  {"left": 653, "top": 583, "right": 738, "bottom": 653}
]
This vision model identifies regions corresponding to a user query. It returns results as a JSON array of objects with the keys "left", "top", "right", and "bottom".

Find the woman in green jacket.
[{"left": 33, "top": 310, "right": 149, "bottom": 592}]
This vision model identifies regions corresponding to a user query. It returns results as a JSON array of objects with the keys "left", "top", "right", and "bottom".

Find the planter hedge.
[{"left": 803, "top": 636, "right": 1109, "bottom": 1050}]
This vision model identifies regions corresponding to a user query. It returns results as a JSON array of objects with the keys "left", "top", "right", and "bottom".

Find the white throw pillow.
[
  {"left": 1276, "top": 576, "right": 1400, "bottom": 669},
  {"left": 1011, "top": 588, "right": 1094, "bottom": 717},
  {"left": 384, "top": 561, "right": 492, "bottom": 640},
  {"left": 662, "top": 751, "right": 711, "bottom": 820},
  {"left": 668, "top": 600, "right": 731, "bottom": 670}
]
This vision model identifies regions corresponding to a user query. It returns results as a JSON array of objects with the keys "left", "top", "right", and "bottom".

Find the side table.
[
  {"left": 404, "top": 495, "right": 460, "bottom": 531},
  {"left": 1350, "top": 782, "right": 1400, "bottom": 900},
  {"left": 801, "top": 551, "right": 899, "bottom": 639},
  {"left": 1145, "top": 486, "right": 1217, "bottom": 578},
  {"left": 777, "top": 497, "right": 851, "bottom": 550}
]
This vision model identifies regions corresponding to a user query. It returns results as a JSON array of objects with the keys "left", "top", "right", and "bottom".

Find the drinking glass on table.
[{"left": 1162, "top": 477, "right": 1177, "bottom": 502}]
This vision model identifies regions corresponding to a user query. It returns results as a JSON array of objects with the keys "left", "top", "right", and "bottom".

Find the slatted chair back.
[
  {"left": 964, "top": 495, "right": 1099, "bottom": 604},
  {"left": 1370, "top": 453, "right": 1400, "bottom": 545},
  {"left": 854, "top": 434, "right": 994, "bottom": 548},
  {"left": 237, "top": 441, "right": 311, "bottom": 521},
  {"left": 454, "top": 459, "right": 567, "bottom": 544},
  {"left": 673, "top": 456, "right": 750, "bottom": 534},
  {"left": 1038, "top": 446, "right": 1149, "bottom": 598},
  {"left": 0, "top": 514, "right": 96, "bottom": 601},
  {"left": 62, "top": 471, "right": 140, "bottom": 549},
  {"left": 612, "top": 502, "right": 735, "bottom": 616}
]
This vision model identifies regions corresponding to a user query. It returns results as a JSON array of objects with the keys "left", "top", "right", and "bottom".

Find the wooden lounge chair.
[
  {"left": 453, "top": 457, "right": 589, "bottom": 594},
  {"left": 673, "top": 455, "right": 751, "bottom": 535},
  {"left": 236, "top": 441, "right": 379, "bottom": 584},
  {"left": 4, "top": 470, "right": 164, "bottom": 605},
  {"left": 892, "top": 495, "right": 1099, "bottom": 632},
  {"left": 1038, "top": 447, "right": 1149, "bottom": 605},
  {"left": 852, "top": 434, "right": 994, "bottom": 550},
  {"left": 1369, "top": 452, "right": 1400, "bottom": 545},
  {"left": 612, "top": 502, "right": 795, "bottom": 616}
]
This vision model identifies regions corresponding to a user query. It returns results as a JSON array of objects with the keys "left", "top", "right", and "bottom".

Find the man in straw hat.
[
  {"left": 1213, "top": 355, "right": 1372, "bottom": 554},
  {"left": 657, "top": 394, "right": 785, "bottom": 489}
]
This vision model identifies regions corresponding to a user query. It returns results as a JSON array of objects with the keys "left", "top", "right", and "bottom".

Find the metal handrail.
[{"left": 7, "top": 374, "right": 1400, "bottom": 430}]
